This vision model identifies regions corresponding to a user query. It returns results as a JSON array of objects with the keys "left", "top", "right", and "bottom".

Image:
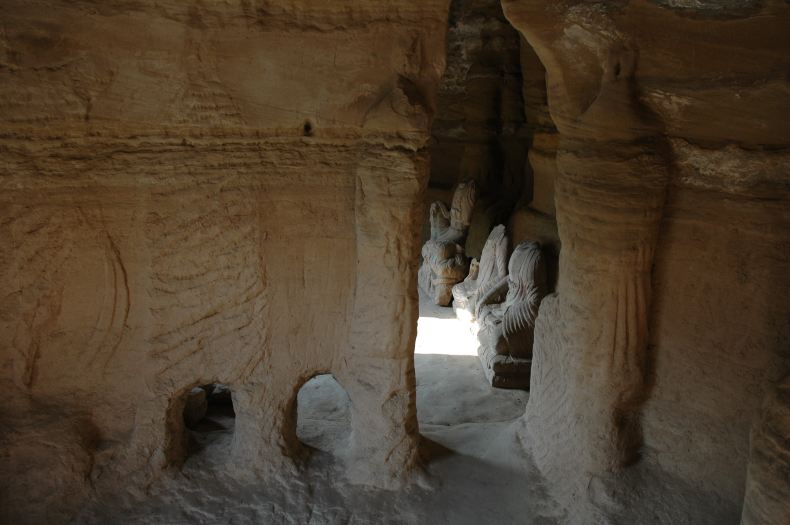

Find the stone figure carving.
[
  {"left": 452, "top": 224, "right": 508, "bottom": 322},
  {"left": 476, "top": 241, "right": 547, "bottom": 390},
  {"left": 418, "top": 180, "right": 477, "bottom": 305}
]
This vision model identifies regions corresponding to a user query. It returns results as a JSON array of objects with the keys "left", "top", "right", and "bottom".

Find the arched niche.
[
  {"left": 165, "top": 382, "right": 236, "bottom": 466},
  {"left": 293, "top": 374, "right": 352, "bottom": 456}
]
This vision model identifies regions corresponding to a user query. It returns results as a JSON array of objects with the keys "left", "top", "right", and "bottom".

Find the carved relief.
[
  {"left": 418, "top": 180, "right": 477, "bottom": 305},
  {"left": 452, "top": 224, "right": 508, "bottom": 321},
  {"left": 476, "top": 241, "right": 547, "bottom": 390}
]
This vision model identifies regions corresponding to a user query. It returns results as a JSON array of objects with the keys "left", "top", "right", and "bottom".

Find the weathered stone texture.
[
  {"left": 0, "top": 1, "right": 450, "bottom": 521},
  {"left": 504, "top": 0, "right": 790, "bottom": 521},
  {"left": 2, "top": 1, "right": 789, "bottom": 523}
]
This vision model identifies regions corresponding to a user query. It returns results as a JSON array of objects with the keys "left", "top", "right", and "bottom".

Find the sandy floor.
[{"left": 78, "top": 294, "right": 560, "bottom": 524}]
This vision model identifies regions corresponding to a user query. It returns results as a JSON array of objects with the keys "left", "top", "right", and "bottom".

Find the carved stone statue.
[
  {"left": 476, "top": 240, "right": 547, "bottom": 389},
  {"left": 452, "top": 224, "right": 508, "bottom": 322},
  {"left": 418, "top": 180, "right": 476, "bottom": 305}
]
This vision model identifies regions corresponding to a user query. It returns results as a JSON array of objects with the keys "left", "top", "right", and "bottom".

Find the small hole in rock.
[
  {"left": 182, "top": 383, "right": 235, "bottom": 458},
  {"left": 302, "top": 120, "right": 314, "bottom": 137}
]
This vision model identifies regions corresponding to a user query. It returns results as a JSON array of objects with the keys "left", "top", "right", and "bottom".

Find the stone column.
[
  {"left": 343, "top": 148, "right": 429, "bottom": 488},
  {"left": 503, "top": 1, "right": 670, "bottom": 513}
]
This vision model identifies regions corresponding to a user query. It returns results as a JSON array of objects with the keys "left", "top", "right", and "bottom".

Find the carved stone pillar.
[{"left": 503, "top": 1, "right": 670, "bottom": 511}]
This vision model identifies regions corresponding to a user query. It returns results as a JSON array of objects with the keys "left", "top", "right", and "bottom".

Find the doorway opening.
[
  {"left": 182, "top": 383, "right": 236, "bottom": 460},
  {"left": 417, "top": 0, "right": 562, "bottom": 394},
  {"left": 295, "top": 374, "right": 352, "bottom": 455}
]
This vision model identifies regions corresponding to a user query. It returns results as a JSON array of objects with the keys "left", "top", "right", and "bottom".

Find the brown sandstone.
[{"left": 1, "top": 0, "right": 788, "bottom": 524}]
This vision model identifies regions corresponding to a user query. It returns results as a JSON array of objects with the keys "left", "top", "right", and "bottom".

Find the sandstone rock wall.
[
  {"left": 0, "top": 1, "right": 450, "bottom": 521},
  {"left": 503, "top": 0, "right": 790, "bottom": 521},
  {"left": 2, "top": 1, "right": 789, "bottom": 522}
]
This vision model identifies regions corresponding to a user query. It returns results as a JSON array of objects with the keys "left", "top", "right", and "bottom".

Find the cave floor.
[
  {"left": 75, "top": 294, "right": 734, "bottom": 524},
  {"left": 77, "top": 293, "right": 560, "bottom": 524}
]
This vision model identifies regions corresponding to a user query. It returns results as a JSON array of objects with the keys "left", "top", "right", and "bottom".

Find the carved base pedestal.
[{"left": 477, "top": 344, "right": 532, "bottom": 390}]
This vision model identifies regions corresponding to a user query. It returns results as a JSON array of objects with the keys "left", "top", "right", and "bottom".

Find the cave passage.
[{"left": 414, "top": 0, "right": 535, "bottom": 416}]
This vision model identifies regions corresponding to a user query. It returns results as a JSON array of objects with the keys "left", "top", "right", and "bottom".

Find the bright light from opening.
[{"left": 415, "top": 295, "right": 479, "bottom": 356}]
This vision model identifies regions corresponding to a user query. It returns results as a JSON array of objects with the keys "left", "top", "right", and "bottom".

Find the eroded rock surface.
[
  {"left": 1, "top": 0, "right": 788, "bottom": 523},
  {"left": 504, "top": 0, "right": 790, "bottom": 521},
  {"left": 0, "top": 0, "right": 450, "bottom": 520}
]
